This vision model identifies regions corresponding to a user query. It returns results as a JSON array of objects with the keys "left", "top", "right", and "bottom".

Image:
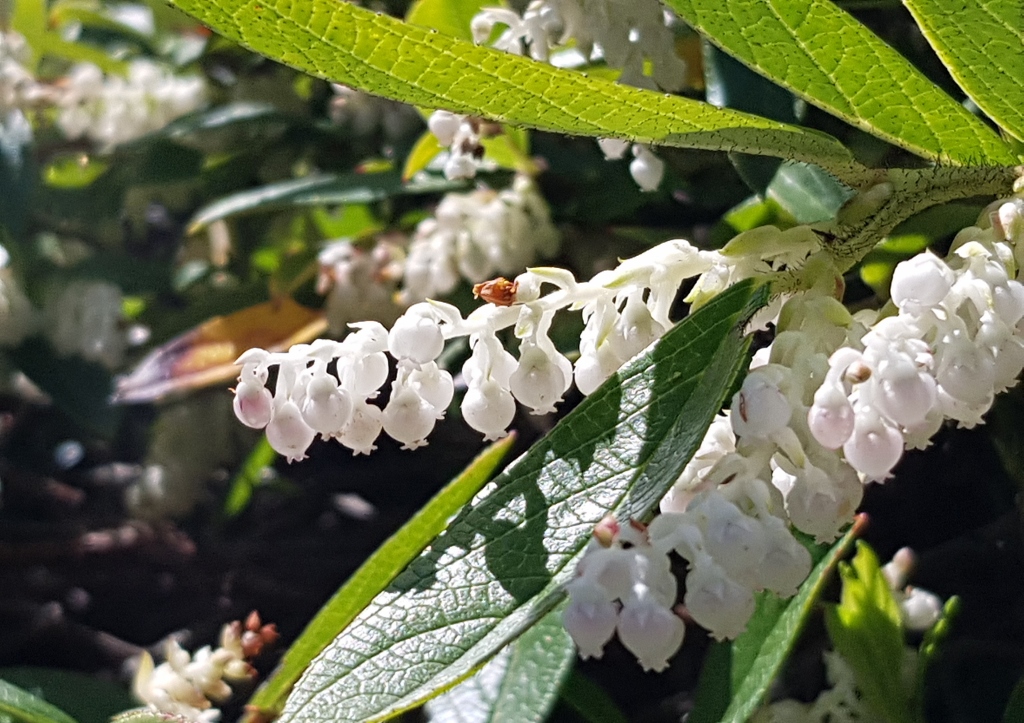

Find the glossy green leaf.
[
  {"left": 243, "top": 436, "right": 517, "bottom": 721},
  {"left": 825, "top": 541, "right": 914, "bottom": 723},
  {"left": 690, "top": 518, "right": 863, "bottom": 723},
  {"left": 424, "top": 609, "right": 575, "bottom": 723},
  {"left": 188, "top": 171, "right": 462, "bottom": 233},
  {"left": 0, "top": 678, "right": 78, "bottom": 723},
  {"left": 559, "top": 670, "right": 629, "bottom": 723},
  {"left": 767, "top": 161, "right": 856, "bottom": 224},
  {"left": 278, "top": 280, "right": 767, "bottom": 723},
  {"left": 903, "top": 0, "right": 1024, "bottom": 141},
  {"left": 165, "top": 0, "right": 865, "bottom": 181},
  {"left": 0, "top": 668, "right": 135, "bottom": 723},
  {"left": 664, "top": 0, "right": 1018, "bottom": 165}
]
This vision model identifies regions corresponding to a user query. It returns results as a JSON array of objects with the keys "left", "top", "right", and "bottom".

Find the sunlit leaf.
[
  {"left": 903, "top": 0, "right": 1024, "bottom": 141},
  {"left": 113, "top": 298, "right": 326, "bottom": 404},
  {"left": 664, "top": 0, "right": 1018, "bottom": 165},
  {"left": 165, "top": 0, "right": 867, "bottom": 183},
  {"left": 244, "top": 436, "right": 517, "bottom": 721}
]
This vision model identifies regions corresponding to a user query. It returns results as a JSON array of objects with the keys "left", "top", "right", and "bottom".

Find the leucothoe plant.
[{"left": 137, "top": 0, "right": 1024, "bottom": 721}]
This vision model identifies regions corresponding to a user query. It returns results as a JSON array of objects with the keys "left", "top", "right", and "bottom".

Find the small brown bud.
[{"left": 473, "top": 277, "right": 518, "bottom": 306}]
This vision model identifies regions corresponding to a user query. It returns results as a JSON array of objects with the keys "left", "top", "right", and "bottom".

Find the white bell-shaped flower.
[
  {"left": 872, "top": 357, "right": 937, "bottom": 429},
  {"left": 301, "top": 374, "right": 353, "bottom": 437},
  {"left": 731, "top": 371, "right": 791, "bottom": 440},
  {"left": 616, "top": 585, "right": 685, "bottom": 672},
  {"left": 785, "top": 464, "right": 863, "bottom": 542},
  {"left": 408, "top": 361, "right": 455, "bottom": 416},
  {"left": 683, "top": 559, "right": 755, "bottom": 640},
  {"left": 265, "top": 399, "right": 317, "bottom": 462},
  {"left": 757, "top": 517, "right": 812, "bottom": 596},
  {"left": 388, "top": 307, "right": 445, "bottom": 363},
  {"left": 629, "top": 145, "right": 664, "bottom": 192},
  {"left": 563, "top": 578, "right": 618, "bottom": 660},
  {"left": 338, "top": 401, "right": 383, "bottom": 455},
  {"left": 900, "top": 587, "right": 942, "bottom": 631},
  {"left": 842, "top": 408, "right": 904, "bottom": 480},
  {"left": 233, "top": 380, "right": 273, "bottom": 429},
  {"left": 462, "top": 379, "right": 516, "bottom": 440},
  {"left": 343, "top": 351, "right": 390, "bottom": 398},
  {"left": 382, "top": 387, "right": 437, "bottom": 450},
  {"left": 890, "top": 252, "right": 954, "bottom": 310},
  {"left": 691, "top": 493, "right": 767, "bottom": 586},
  {"left": 808, "top": 383, "right": 855, "bottom": 449},
  {"left": 427, "top": 110, "right": 460, "bottom": 146},
  {"left": 509, "top": 343, "right": 572, "bottom": 414}
]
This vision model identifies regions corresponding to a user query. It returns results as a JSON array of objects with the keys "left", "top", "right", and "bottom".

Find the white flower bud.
[
  {"left": 758, "top": 519, "right": 812, "bottom": 597},
  {"left": 444, "top": 154, "right": 477, "bottom": 181},
  {"left": 509, "top": 344, "right": 572, "bottom": 414},
  {"left": 266, "top": 400, "right": 317, "bottom": 462},
  {"left": 344, "top": 351, "right": 390, "bottom": 397},
  {"left": 408, "top": 362, "right": 455, "bottom": 416},
  {"left": 684, "top": 561, "right": 755, "bottom": 640},
  {"left": 598, "top": 138, "right": 630, "bottom": 160},
  {"left": 617, "top": 587, "right": 685, "bottom": 672},
  {"left": 382, "top": 388, "right": 437, "bottom": 449},
  {"left": 427, "top": 110, "right": 461, "bottom": 147},
  {"left": 233, "top": 380, "right": 273, "bottom": 429},
  {"left": 629, "top": 145, "right": 664, "bottom": 192},
  {"left": 900, "top": 587, "right": 943, "bottom": 631},
  {"left": 785, "top": 464, "right": 863, "bottom": 542},
  {"left": 462, "top": 379, "right": 516, "bottom": 440},
  {"left": 872, "top": 358, "right": 936, "bottom": 428}
]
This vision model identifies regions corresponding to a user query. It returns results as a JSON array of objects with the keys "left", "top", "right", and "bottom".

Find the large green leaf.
[
  {"left": 278, "top": 280, "right": 768, "bottom": 723},
  {"left": 244, "top": 437, "right": 517, "bottom": 720},
  {"left": 903, "top": 0, "right": 1024, "bottom": 142},
  {"left": 187, "top": 171, "right": 463, "bottom": 233},
  {"left": 664, "top": 0, "right": 1018, "bottom": 166},
  {"left": 424, "top": 609, "right": 575, "bottom": 723},
  {"left": 165, "top": 0, "right": 865, "bottom": 181},
  {"left": 690, "top": 519, "right": 864, "bottom": 723},
  {"left": 0, "top": 668, "right": 134, "bottom": 723},
  {"left": 0, "top": 678, "right": 78, "bottom": 723}
]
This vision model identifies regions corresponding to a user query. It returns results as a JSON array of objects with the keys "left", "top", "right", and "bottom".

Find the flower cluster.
[
  {"left": 317, "top": 238, "right": 405, "bottom": 334},
  {"left": 133, "top": 612, "right": 277, "bottom": 722},
  {"left": 56, "top": 59, "right": 206, "bottom": 150},
  {"left": 808, "top": 198, "right": 1024, "bottom": 477},
  {"left": 562, "top": 517, "right": 684, "bottom": 672},
  {"left": 399, "top": 174, "right": 560, "bottom": 304},
  {"left": 0, "top": 32, "right": 39, "bottom": 115},
  {"left": 427, "top": 110, "right": 487, "bottom": 181},
  {"left": 233, "top": 236, "right": 725, "bottom": 460},
  {"left": 470, "top": 0, "right": 686, "bottom": 91}
]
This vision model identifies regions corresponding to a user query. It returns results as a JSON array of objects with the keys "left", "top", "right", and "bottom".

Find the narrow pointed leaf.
[
  {"left": 165, "top": 0, "right": 864, "bottom": 180},
  {"left": 243, "top": 436, "right": 517, "bottom": 721},
  {"left": 664, "top": 0, "right": 1018, "bottom": 165},
  {"left": 278, "top": 280, "right": 768, "bottom": 723},
  {"left": 690, "top": 517, "right": 864, "bottom": 723},
  {"left": 0, "top": 679, "right": 78, "bottom": 723},
  {"left": 424, "top": 609, "right": 575, "bottom": 723},
  {"left": 903, "top": 0, "right": 1024, "bottom": 141}
]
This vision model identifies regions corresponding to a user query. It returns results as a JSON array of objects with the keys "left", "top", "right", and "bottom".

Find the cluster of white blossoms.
[
  {"left": 317, "top": 238, "right": 405, "bottom": 334},
  {"left": 0, "top": 32, "right": 40, "bottom": 115},
  {"left": 399, "top": 174, "right": 559, "bottom": 304},
  {"left": 44, "top": 280, "right": 127, "bottom": 369},
  {"left": 232, "top": 210, "right": 827, "bottom": 461},
  {"left": 56, "top": 59, "right": 206, "bottom": 150},
  {"left": 470, "top": 0, "right": 685, "bottom": 91},
  {"left": 133, "top": 613, "right": 276, "bottom": 722},
  {"left": 427, "top": 110, "right": 487, "bottom": 181}
]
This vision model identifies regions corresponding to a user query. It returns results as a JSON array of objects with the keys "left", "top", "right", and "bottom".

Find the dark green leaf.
[
  {"left": 0, "top": 678, "right": 78, "bottom": 723},
  {"left": 188, "top": 171, "right": 464, "bottom": 233},
  {"left": 558, "top": 669, "right": 629, "bottom": 723},
  {"left": 0, "top": 668, "right": 134, "bottom": 723}
]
